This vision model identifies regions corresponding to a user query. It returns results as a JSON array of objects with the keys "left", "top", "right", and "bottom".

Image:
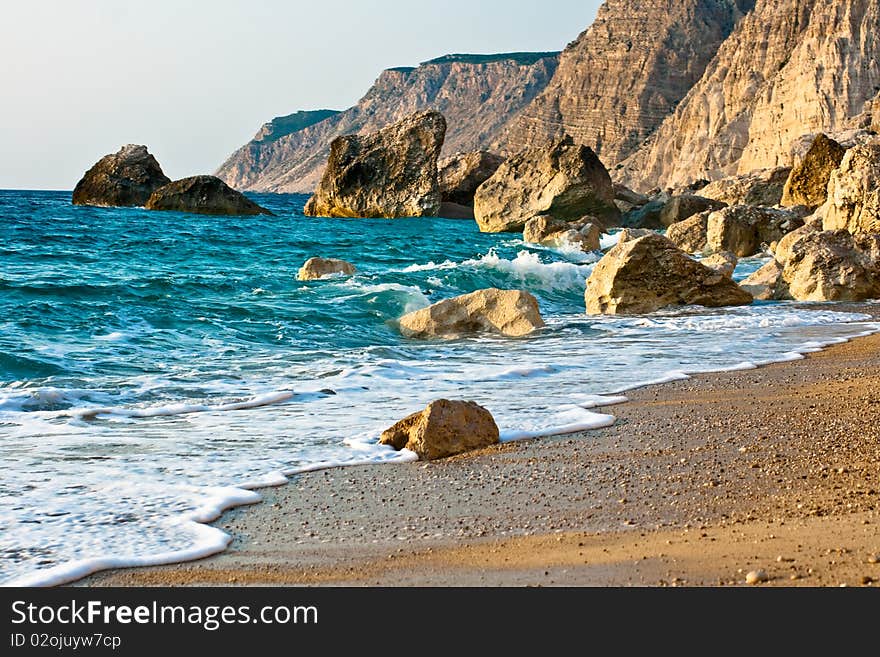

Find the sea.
[{"left": 1, "top": 189, "right": 877, "bottom": 586}]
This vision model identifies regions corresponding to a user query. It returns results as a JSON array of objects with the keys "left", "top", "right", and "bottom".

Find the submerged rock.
[
  {"left": 781, "top": 134, "right": 847, "bottom": 208},
  {"left": 585, "top": 232, "right": 753, "bottom": 315},
  {"left": 822, "top": 144, "right": 880, "bottom": 236},
  {"left": 72, "top": 144, "right": 171, "bottom": 207},
  {"left": 474, "top": 136, "right": 619, "bottom": 233},
  {"left": 304, "top": 110, "right": 447, "bottom": 218},
  {"left": 145, "top": 176, "right": 273, "bottom": 216},
  {"left": 297, "top": 257, "right": 356, "bottom": 281},
  {"left": 379, "top": 399, "right": 500, "bottom": 461},
  {"left": 398, "top": 288, "right": 545, "bottom": 338},
  {"left": 438, "top": 151, "right": 504, "bottom": 208},
  {"left": 699, "top": 167, "right": 792, "bottom": 207}
]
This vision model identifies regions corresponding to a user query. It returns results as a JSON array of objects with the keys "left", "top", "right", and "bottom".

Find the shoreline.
[{"left": 76, "top": 303, "right": 880, "bottom": 587}]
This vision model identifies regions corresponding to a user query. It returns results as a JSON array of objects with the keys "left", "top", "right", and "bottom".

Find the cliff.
[
  {"left": 216, "top": 53, "right": 558, "bottom": 193},
  {"left": 620, "top": 0, "right": 880, "bottom": 191},
  {"left": 501, "top": 0, "right": 756, "bottom": 164}
]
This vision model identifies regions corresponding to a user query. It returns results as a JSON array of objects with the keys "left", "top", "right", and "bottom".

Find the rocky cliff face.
[
  {"left": 502, "top": 0, "right": 755, "bottom": 165},
  {"left": 216, "top": 53, "right": 558, "bottom": 193},
  {"left": 621, "top": 0, "right": 880, "bottom": 191}
]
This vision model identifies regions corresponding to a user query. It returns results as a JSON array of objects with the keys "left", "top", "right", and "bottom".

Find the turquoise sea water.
[{"left": 1, "top": 189, "right": 876, "bottom": 585}]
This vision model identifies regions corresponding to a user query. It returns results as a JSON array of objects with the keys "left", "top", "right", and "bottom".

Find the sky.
[{"left": 0, "top": 0, "right": 601, "bottom": 190}]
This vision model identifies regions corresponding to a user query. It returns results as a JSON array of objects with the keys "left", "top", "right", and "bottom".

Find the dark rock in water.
[
  {"left": 622, "top": 197, "right": 666, "bottom": 229},
  {"left": 438, "top": 151, "right": 504, "bottom": 208},
  {"left": 474, "top": 136, "right": 619, "bottom": 233},
  {"left": 781, "top": 134, "right": 847, "bottom": 208},
  {"left": 659, "top": 195, "right": 726, "bottom": 227},
  {"left": 72, "top": 144, "right": 171, "bottom": 207},
  {"left": 438, "top": 202, "right": 476, "bottom": 220},
  {"left": 304, "top": 110, "right": 447, "bottom": 218},
  {"left": 145, "top": 176, "right": 273, "bottom": 216}
]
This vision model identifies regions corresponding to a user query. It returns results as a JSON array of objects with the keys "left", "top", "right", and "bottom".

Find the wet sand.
[{"left": 83, "top": 306, "right": 880, "bottom": 587}]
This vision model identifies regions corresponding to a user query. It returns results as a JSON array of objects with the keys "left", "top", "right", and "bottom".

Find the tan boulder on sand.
[
  {"left": 380, "top": 399, "right": 500, "bottom": 461},
  {"left": 304, "top": 110, "right": 447, "bottom": 218},
  {"left": 822, "top": 144, "right": 880, "bottom": 236},
  {"left": 297, "top": 257, "right": 356, "bottom": 281},
  {"left": 585, "top": 233, "right": 753, "bottom": 315},
  {"left": 474, "top": 136, "right": 619, "bottom": 233},
  {"left": 398, "top": 288, "right": 544, "bottom": 338}
]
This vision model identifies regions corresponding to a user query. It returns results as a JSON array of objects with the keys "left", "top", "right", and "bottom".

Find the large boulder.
[
  {"left": 822, "top": 144, "right": 880, "bottom": 236},
  {"left": 782, "top": 230, "right": 880, "bottom": 302},
  {"left": 474, "top": 136, "right": 619, "bottom": 233},
  {"left": 438, "top": 151, "right": 504, "bottom": 207},
  {"left": 585, "top": 233, "right": 753, "bottom": 315},
  {"left": 523, "top": 215, "right": 601, "bottom": 252},
  {"left": 781, "top": 134, "right": 847, "bottom": 208},
  {"left": 72, "top": 144, "right": 171, "bottom": 207},
  {"left": 658, "top": 195, "right": 726, "bottom": 227},
  {"left": 145, "top": 176, "right": 273, "bottom": 216},
  {"left": 621, "top": 197, "right": 666, "bottom": 229},
  {"left": 741, "top": 228, "right": 880, "bottom": 302},
  {"left": 379, "top": 399, "right": 500, "bottom": 461},
  {"left": 297, "top": 257, "right": 356, "bottom": 281},
  {"left": 304, "top": 110, "right": 447, "bottom": 218},
  {"left": 398, "top": 288, "right": 545, "bottom": 338},
  {"left": 666, "top": 212, "right": 710, "bottom": 253},
  {"left": 699, "top": 167, "right": 792, "bottom": 207},
  {"left": 706, "top": 206, "right": 804, "bottom": 257},
  {"left": 613, "top": 184, "right": 650, "bottom": 213}
]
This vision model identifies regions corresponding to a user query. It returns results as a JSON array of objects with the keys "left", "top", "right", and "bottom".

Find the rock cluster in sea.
[{"left": 73, "top": 146, "right": 272, "bottom": 216}]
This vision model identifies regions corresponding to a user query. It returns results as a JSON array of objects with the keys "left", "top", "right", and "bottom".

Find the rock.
[
  {"left": 438, "top": 202, "right": 477, "bottom": 220},
  {"left": 659, "top": 195, "right": 726, "bottom": 227},
  {"left": 523, "top": 215, "right": 601, "bottom": 252},
  {"left": 706, "top": 206, "right": 804, "bottom": 257},
  {"left": 702, "top": 251, "right": 738, "bottom": 278},
  {"left": 72, "top": 144, "right": 171, "bottom": 207},
  {"left": 474, "top": 136, "right": 619, "bottom": 233},
  {"left": 303, "top": 110, "right": 447, "bottom": 218},
  {"left": 773, "top": 223, "right": 819, "bottom": 265},
  {"left": 584, "top": 232, "right": 753, "bottom": 315},
  {"left": 822, "top": 144, "right": 880, "bottom": 236},
  {"left": 614, "top": 183, "right": 649, "bottom": 213},
  {"left": 379, "top": 399, "right": 500, "bottom": 461},
  {"left": 740, "top": 259, "right": 787, "bottom": 301},
  {"left": 144, "top": 176, "right": 273, "bottom": 216},
  {"left": 745, "top": 570, "right": 768, "bottom": 585},
  {"left": 781, "top": 134, "right": 847, "bottom": 208},
  {"left": 616, "top": 228, "right": 656, "bottom": 244},
  {"left": 398, "top": 288, "right": 545, "bottom": 338},
  {"left": 621, "top": 198, "right": 666, "bottom": 229},
  {"left": 783, "top": 230, "right": 880, "bottom": 302},
  {"left": 438, "top": 151, "right": 504, "bottom": 207},
  {"left": 666, "top": 212, "right": 710, "bottom": 253},
  {"left": 297, "top": 257, "right": 356, "bottom": 281},
  {"left": 697, "top": 168, "right": 792, "bottom": 207}
]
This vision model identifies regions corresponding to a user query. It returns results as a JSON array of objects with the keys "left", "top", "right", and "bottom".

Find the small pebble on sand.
[{"left": 745, "top": 569, "right": 768, "bottom": 585}]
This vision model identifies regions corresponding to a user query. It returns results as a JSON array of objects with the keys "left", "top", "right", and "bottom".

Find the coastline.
[{"left": 78, "top": 303, "right": 880, "bottom": 587}]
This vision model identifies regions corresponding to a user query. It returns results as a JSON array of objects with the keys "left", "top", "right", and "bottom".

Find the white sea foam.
[
  {"left": 463, "top": 249, "right": 594, "bottom": 290},
  {"left": 74, "top": 390, "right": 296, "bottom": 421}
]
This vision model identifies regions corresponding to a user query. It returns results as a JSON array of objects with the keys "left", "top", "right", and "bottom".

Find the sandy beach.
[{"left": 82, "top": 304, "right": 880, "bottom": 587}]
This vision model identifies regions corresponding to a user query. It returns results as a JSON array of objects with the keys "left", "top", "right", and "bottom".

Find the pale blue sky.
[{"left": 0, "top": 0, "right": 601, "bottom": 190}]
